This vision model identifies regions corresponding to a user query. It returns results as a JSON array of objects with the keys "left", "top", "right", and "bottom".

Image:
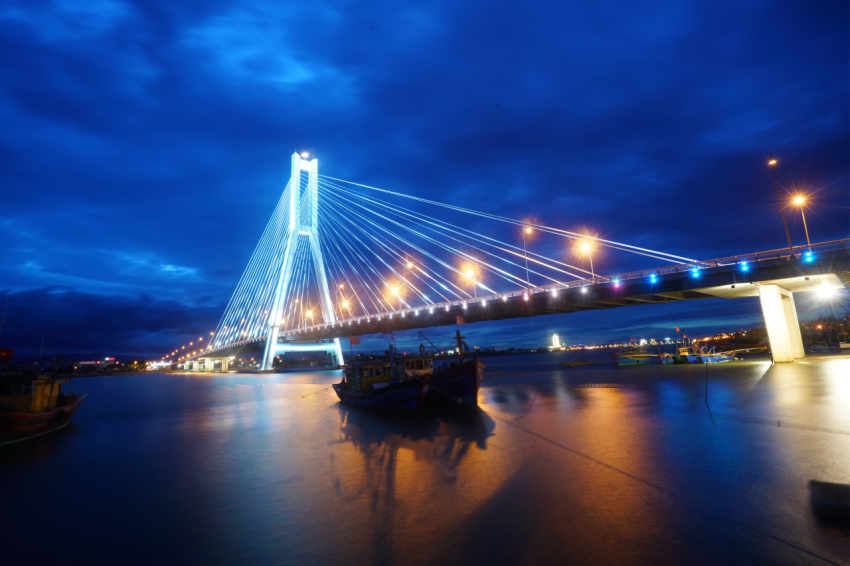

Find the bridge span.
[{"left": 185, "top": 239, "right": 848, "bottom": 368}]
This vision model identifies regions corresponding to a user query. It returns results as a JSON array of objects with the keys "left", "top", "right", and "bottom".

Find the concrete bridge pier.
[{"left": 758, "top": 285, "right": 805, "bottom": 363}]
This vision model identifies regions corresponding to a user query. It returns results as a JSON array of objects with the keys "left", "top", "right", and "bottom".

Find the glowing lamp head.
[
  {"left": 342, "top": 300, "right": 349, "bottom": 308},
  {"left": 407, "top": 262, "right": 413, "bottom": 268},
  {"left": 391, "top": 287, "right": 399, "bottom": 296},
  {"left": 581, "top": 287, "right": 587, "bottom": 294},
  {"left": 525, "top": 227, "right": 532, "bottom": 234},
  {"left": 793, "top": 196, "right": 805, "bottom": 206},
  {"left": 466, "top": 269, "right": 474, "bottom": 278},
  {"left": 581, "top": 242, "right": 591, "bottom": 252},
  {"left": 741, "top": 262, "right": 748, "bottom": 271},
  {"left": 768, "top": 159, "right": 777, "bottom": 165},
  {"left": 301, "top": 151, "right": 309, "bottom": 159},
  {"left": 692, "top": 269, "right": 699, "bottom": 277},
  {"left": 650, "top": 275, "right": 657, "bottom": 282},
  {"left": 613, "top": 279, "right": 619, "bottom": 287}
]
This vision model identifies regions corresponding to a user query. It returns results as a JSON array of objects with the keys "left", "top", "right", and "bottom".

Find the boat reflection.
[{"left": 329, "top": 405, "right": 495, "bottom": 563}]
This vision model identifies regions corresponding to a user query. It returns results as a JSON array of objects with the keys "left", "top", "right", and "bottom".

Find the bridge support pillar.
[{"left": 758, "top": 285, "right": 805, "bottom": 363}]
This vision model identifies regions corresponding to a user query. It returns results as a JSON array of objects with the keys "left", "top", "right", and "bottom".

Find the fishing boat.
[
  {"left": 611, "top": 348, "right": 661, "bottom": 366},
  {"left": 1, "top": 376, "right": 86, "bottom": 446},
  {"left": 560, "top": 360, "right": 596, "bottom": 367},
  {"left": 333, "top": 331, "right": 484, "bottom": 410},
  {"left": 658, "top": 353, "right": 676, "bottom": 364}
]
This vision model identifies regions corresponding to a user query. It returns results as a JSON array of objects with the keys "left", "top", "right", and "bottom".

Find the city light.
[{"left": 741, "top": 262, "right": 749, "bottom": 271}]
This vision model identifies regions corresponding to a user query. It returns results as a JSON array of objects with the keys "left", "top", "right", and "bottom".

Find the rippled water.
[{"left": 3, "top": 351, "right": 849, "bottom": 565}]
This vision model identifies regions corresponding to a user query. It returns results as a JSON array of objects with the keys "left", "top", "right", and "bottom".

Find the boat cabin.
[
  {"left": 342, "top": 362, "right": 406, "bottom": 394},
  {"left": 401, "top": 356, "right": 433, "bottom": 376},
  {"left": 0, "top": 377, "right": 70, "bottom": 413}
]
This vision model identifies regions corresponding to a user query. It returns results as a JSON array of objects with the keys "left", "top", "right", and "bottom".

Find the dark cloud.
[{"left": 0, "top": 0, "right": 847, "bottom": 356}]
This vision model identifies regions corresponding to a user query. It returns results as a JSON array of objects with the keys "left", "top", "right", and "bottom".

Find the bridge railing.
[{"left": 227, "top": 238, "right": 849, "bottom": 342}]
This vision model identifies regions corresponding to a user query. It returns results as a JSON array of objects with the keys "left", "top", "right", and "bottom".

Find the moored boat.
[
  {"left": 612, "top": 348, "right": 661, "bottom": 365},
  {"left": 333, "top": 332, "right": 484, "bottom": 410},
  {"left": 1, "top": 376, "right": 86, "bottom": 446}
]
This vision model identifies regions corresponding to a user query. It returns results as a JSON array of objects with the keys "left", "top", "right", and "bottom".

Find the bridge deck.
[{"left": 195, "top": 240, "right": 848, "bottom": 359}]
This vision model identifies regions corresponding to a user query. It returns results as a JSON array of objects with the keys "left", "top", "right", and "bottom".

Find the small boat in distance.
[
  {"left": 612, "top": 348, "right": 661, "bottom": 366},
  {"left": 1, "top": 376, "right": 86, "bottom": 447},
  {"left": 559, "top": 360, "right": 596, "bottom": 367}
]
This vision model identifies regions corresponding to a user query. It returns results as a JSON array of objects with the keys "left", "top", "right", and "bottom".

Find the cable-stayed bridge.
[{"left": 182, "top": 152, "right": 849, "bottom": 370}]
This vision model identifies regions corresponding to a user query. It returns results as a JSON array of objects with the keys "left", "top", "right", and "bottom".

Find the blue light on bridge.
[
  {"left": 741, "top": 262, "right": 748, "bottom": 271},
  {"left": 650, "top": 274, "right": 657, "bottom": 283},
  {"left": 613, "top": 279, "right": 620, "bottom": 287},
  {"left": 692, "top": 268, "right": 699, "bottom": 277},
  {"left": 805, "top": 251, "right": 813, "bottom": 262}
]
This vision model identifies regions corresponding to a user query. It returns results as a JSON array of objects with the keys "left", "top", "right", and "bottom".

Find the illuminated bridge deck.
[{"left": 195, "top": 240, "right": 848, "bottom": 360}]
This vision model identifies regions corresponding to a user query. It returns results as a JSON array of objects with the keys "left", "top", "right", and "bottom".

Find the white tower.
[{"left": 261, "top": 153, "right": 344, "bottom": 370}]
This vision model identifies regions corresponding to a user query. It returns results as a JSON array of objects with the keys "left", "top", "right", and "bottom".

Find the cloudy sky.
[{"left": 1, "top": 0, "right": 848, "bottom": 356}]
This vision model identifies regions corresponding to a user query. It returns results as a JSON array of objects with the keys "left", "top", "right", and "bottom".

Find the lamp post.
[
  {"left": 581, "top": 240, "right": 595, "bottom": 278},
  {"left": 769, "top": 155, "right": 794, "bottom": 256},
  {"left": 522, "top": 227, "right": 532, "bottom": 292},
  {"left": 793, "top": 196, "right": 811, "bottom": 249}
]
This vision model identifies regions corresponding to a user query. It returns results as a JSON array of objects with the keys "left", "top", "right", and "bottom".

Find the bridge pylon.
[{"left": 260, "top": 153, "right": 344, "bottom": 370}]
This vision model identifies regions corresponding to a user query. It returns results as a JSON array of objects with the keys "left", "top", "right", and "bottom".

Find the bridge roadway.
[{"left": 191, "top": 240, "right": 849, "bottom": 362}]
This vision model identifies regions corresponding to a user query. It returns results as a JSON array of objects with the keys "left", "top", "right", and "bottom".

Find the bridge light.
[
  {"left": 524, "top": 293, "right": 529, "bottom": 300},
  {"left": 692, "top": 269, "right": 699, "bottom": 277},
  {"left": 741, "top": 262, "right": 749, "bottom": 271},
  {"left": 768, "top": 159, "right": 776, "bottom": 165},
  {"left": 481, "top": 300, "right": 486, "bottom": 307},
  {"left": 650, "top": 275, "right": 657, "bottom": 283},
  {"left": 613, "top": 279, "right": 620, "bottom": 287},
  {"left": 581, "top": 286, "right": 587, "bottom": 294},
  {"left": 525, "top": 227, "right": 532, "bottom": 234},
  {"left": 503, "top": 294, "right": 508, "bottom": 301},
  {"left": 429, "top": 308, "right": 434, "bottom": 314},
  {"left": 463, "top": 302, "right": 467, "bottom": 309},
  {"left": 301, "top": 152, "right": 309, "bottom": 159}
]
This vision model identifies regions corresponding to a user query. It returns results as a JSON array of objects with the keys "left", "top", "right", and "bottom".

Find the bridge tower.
[{"left": 260, "top": 153, "right": 344, "bottom": 370}]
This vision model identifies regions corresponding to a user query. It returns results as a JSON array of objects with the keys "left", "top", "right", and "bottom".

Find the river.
[{"left": 3, "top": 351, "right": 849, "bottom": 565}]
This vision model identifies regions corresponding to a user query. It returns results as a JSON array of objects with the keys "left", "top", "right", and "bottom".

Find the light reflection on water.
[{"left": 2, "top": 352, "right": 848, "bottom": 565}]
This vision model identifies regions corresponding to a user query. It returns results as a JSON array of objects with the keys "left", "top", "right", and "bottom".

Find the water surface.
[{"left": 3, "top": 351, "right": 849, "bottom": 565}]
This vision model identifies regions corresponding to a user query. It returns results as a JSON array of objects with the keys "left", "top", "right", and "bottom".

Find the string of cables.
[{"left": 210, "top": 174, "right": 697, "bottom": 350}]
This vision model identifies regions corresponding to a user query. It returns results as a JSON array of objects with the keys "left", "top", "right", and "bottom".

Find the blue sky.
[{"left": 1, "top": 0, "right": 848, "bottom": 356}]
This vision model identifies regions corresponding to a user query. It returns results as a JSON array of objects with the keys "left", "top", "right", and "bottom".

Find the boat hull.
[
  {"left": 0, "top": 393, "right": 87, "bottom": 447},
  {"left": 428, "top": 358, "right": 484, "bottom": 405},
  {"left": 612, "top": 353, "right": 661, "bottom": 365},
  {"left": 333, "top": 380, "right": 424, "bottom": 410}
]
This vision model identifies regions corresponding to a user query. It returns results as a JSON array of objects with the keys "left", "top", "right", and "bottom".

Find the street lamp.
[
  {"left": 465, "top": 268, "right": 477, "bottom": 298},
  {"left": 793, "top": 195, "right": 811, "bottom": 249},
  {"left": 580, "top": 240, "right": 595, "bottom": 278},
  {"left": 769, "top": 155, "right": 794, "bottom": 255},
  {"left": 522, "top": 226, "right": 532, "bottom": 291}
]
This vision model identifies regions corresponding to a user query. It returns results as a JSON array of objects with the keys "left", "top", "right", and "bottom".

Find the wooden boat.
[
  {"left": 612, "top": 348, "right": 661, "bottom": 366},
  {"left": 333, "top": 332, "right": 484, "bottom": 410},
  {"left": 0, "top": 376, "right": 86, "bottom": 446},
  {"left": 658, "top": 353, "right": 676, "bottom": 364},
  {"left": 559, "top": 360, "right": 596, "bottom": 367}
]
